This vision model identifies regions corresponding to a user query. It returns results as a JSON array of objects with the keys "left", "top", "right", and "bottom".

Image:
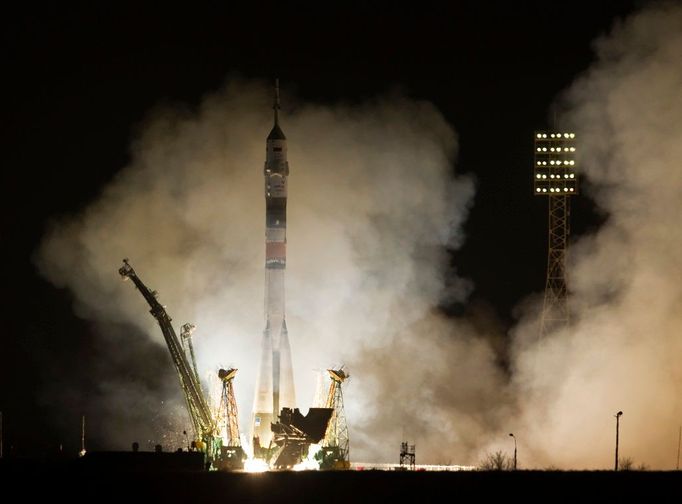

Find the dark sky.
[{"left": 1, "top": 1, "right": 645, "bottom": 455}]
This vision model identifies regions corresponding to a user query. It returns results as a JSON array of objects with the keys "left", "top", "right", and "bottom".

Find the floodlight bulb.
[
  {"left": 570, "top": 174, "right": 575, "bottom": 178},
  {"left": 569, "top": 133, "right": 575, "bottom": 138},
  {"left": 564, "top": 174, "right": 568, "bottom": 178},
  {"left": 570, "top": 187, "right": 574, "bottom": 191},
  {"left": 536, "top": 174, "right": 541, "bottom": 179},
  {"left": 550, "top": 134, "right": 555, "bottom": 138},
  {"left": 542, "top": 174, "right": 547, "bottom": 179},
  {"left": 550, "top": 160, "right": 555, "bottom": 165},
  {"left": 564, "top": 188, "right": 569, "bottom": 192},
  {"left": 542, "top": 134, "right": 547, "bottom": 138},
  {"left": 564, "top": 148, "right": 569, "bottom": 152},
  {"left": 537, "top": 133, "right": 542, "bottom": 138},
  {"left": 537, "top": 161, "right": 541, "bottom": 166},
  {"left": 550, "top": 188, "right": 555, "bottom": 192},
  {"left": 536, "top": 188, "right": 541, "bottom": 192},
  {"left": 543, "top": 161, "right": 547, "bottom": 165},
  {"left": 543, "top": 188, "right": 547, "bottom": 192},
  {"left": 564, "top": 133, "right": 569, "bottom": 138},
  {"left": 537, "top": 148, "right": 541, "bottom": 152},
  {"left": 542, "top": 147, "right": 547, "bottom": 151}
]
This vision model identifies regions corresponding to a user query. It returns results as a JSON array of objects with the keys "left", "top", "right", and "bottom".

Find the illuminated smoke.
[
  {"left": 512, "top": 2, "right": 682, "bottom": 469},
  {"left": 35, "top": 2, "right": 682, "bottom": 468},
  {"left": 36, "top": 79, "right": 483, "bottom": 460}
]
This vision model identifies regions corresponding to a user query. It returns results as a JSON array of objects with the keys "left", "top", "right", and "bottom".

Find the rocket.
[{"left": 252, "top": 80, "right": 296, "bottom": 449}]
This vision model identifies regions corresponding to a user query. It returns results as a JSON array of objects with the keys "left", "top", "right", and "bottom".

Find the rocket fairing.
[{"left": 252, "top": 80, "right": 297, "bottom": 448}]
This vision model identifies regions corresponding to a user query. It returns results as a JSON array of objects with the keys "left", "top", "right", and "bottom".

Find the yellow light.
[
  {"left": 536, "top": 174, "right": 541, "bottom": 179},
  {"left": 564, "top": 188, "right": 569, "bottom": 192},
  {"left": 536, "top": 188, "right": 542, "bottom": 192},
  {"left": 244, "top": 458, "right": 270, "bottom": 473},
  {"left": 542, "top": 147, "right": 547, "bottom": 151},
  {"left": 537, "top": 133, "right": 542, "bottom": 139},
  {"left": 569, "top": 133, "right": 575, "bottom": 138},
  {"left": 537, "top": 148, "right": 541, "bottom": 152},
  {"left": 542, "top": 174, "right": 547, "bottom": 179},
  {"left": 543, "top": 188, "right": 547, "bottom": 192},
  {"left": 542, "top": 134, "right": 547, "bottom": 138},
  {"left": 564, "top": 133, "right": 569, "bottom": 138}
]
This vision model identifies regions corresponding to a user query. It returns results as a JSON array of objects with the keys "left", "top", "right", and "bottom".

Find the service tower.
[{"left": 252, "top": 80, "right": 296, "bottom": 449}]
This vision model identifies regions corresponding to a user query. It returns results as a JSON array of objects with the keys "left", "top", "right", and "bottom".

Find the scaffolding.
[{"left": 399, "top": 441, "right": 416, "bottom": 470}]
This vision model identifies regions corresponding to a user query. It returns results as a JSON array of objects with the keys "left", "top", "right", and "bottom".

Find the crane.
[{"left": 118, "top": 259, "right": 221, "bottom": 461}]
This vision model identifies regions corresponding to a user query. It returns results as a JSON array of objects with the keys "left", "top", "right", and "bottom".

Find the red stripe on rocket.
[{"left": 266, "top": 241, "right": 286, "bottom": 259}]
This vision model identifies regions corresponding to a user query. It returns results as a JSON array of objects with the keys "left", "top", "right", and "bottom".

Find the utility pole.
[
  {"left": 79, "top": 415, "right": 86, "bottom": 457},
  {"left": 672, "top": 426, "right": 682, "bottom": 471},
  {"left": 614, "top": 411, "right": 623, "bottom": 471},
  {"left": 509, "top": 433, "right": 517, "bottom": 470}
]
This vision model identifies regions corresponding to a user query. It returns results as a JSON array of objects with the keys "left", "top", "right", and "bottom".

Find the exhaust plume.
[{"left": 36, "top": 79, "right": 484, "bottom": 461}]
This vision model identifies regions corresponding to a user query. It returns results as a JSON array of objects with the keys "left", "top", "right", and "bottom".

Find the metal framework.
[
  {"left": 322, "top": 369, "right": 350, "bottom": 465},
  {"left": 218, "top": 368, "right": 241, "bottom": 448},
  {"left": 118, "top": 259, "right": 219, "bottom": 458},
  {"left": 399, "top": 441, "right": 416, "bottom": 470},
  {"left": 534, "top": 132, "right": 578, "bottom": 336}
]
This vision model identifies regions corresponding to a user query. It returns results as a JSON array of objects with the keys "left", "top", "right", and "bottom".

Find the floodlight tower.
[{"left": 534, "top": 132, "right": 578, "bottom": 337}]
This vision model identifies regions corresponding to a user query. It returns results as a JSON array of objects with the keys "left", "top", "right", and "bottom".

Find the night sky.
[{"left": 2, "top": 1, "right": 647, "bottom": 455}]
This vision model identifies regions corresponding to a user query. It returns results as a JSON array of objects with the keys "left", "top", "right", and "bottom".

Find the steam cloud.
[
  {"left": 512, "top": 2, "right": 682, "bottom": 469},
  {"left": 37, "top": 80, "right": 482, "bottom": 461},
  {"left": 37, "top": 2, "right": 682, "bottom": 467}
]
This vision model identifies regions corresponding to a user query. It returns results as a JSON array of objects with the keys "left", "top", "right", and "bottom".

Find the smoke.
[
  {"left": 512, "top": 2, "right": 682, "bottom": 469},
  {"left": 36, "top": 2, "right": 682, "bottom": 468},
  {"left": 37, "top": 78, "right": 489, "bottom": 461}
]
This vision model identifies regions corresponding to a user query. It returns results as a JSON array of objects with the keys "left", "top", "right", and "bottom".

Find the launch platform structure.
[
  {"left": 399, "top": 442, "right": 416, "bottom": 470},
  {"left": 318, "top": 368, "right": 350, "bottom": 469},
  {"left": 118, "top": 259, "right": 224, "bottom": 463},
  {"left": 216, "top": 368, "right": 246, "bottom": 468},
  {"left": 534, "top": 132, "right": 578, "bottom": 337}
]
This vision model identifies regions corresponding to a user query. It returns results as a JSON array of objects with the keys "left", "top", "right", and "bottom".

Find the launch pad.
[{"left": 117, "top": 82, "right": 350, "bottom": 471}]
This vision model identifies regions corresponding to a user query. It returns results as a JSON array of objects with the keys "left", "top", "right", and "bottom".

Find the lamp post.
[
  {"left": 614, "top": 411, "right": 623, "bottom": 471},
  {"left": 509, "top": 433, "right": 517, "bottom": 470}
]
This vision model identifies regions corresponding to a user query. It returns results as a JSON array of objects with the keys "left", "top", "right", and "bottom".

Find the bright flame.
[
  {"left": 293, "top": 444, "right": 322, "bottom": 471},
  {"left": 243, "top": 458, "right": 270, "bottom": 473}
]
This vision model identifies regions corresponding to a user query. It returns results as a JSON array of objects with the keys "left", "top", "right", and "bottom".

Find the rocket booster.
[{"left": 252, "top": 80, "right": 296, "bottom": 448}]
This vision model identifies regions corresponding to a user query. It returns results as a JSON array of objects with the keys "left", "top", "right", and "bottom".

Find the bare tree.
[{"left": 478, "top": 450, "right": 512, "bottom": 470}]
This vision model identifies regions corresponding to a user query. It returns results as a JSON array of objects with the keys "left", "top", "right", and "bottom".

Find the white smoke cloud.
[
  {"left": 512, "top": 2, "right": 682, "bottom": 469},
  {"left": 37, "top": 78, "right": 485, "bottom": 461},
  {"left": 36, "top": 2, "right": 682, "bottom": 469}
]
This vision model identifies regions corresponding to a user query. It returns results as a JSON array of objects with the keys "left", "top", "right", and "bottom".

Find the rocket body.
[{"left": 252, "top": 85, "right": 296, "bottom": 448}]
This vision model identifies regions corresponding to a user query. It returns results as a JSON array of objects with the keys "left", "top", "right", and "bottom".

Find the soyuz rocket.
[{"left": 252, "top": 80, "right": 296, "bottom": 448}]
